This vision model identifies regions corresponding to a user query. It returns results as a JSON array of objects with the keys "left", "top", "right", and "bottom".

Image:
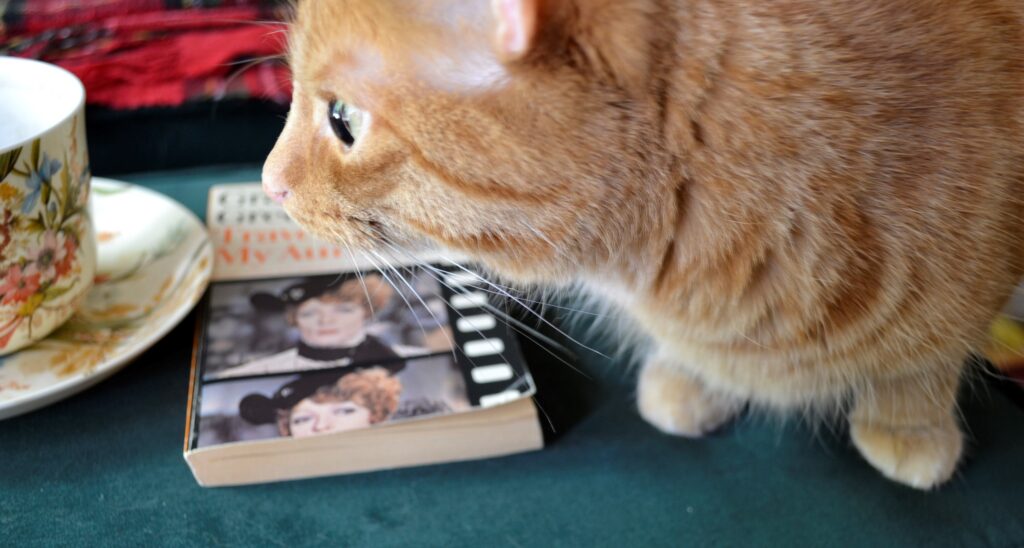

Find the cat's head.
[{"left": 265, "top": 0, "right": 669, "bottom": 283}]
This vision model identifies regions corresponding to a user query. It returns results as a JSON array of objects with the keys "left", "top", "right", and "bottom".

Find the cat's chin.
[{"left": 284, "top": 209, "right": 399, "bottom": 255}]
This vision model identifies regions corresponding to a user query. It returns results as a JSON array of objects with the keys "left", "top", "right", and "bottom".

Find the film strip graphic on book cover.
[
  {"left": 194, "top": 262, "right": 535, "bottom": 409},
  {"left": 432, "top": 265, "right": 536, "bottom": 408}
]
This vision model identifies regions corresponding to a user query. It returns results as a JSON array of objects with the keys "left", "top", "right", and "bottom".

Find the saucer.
[{"left": 0, "top": 178, "right": 213, "bottom": 420}]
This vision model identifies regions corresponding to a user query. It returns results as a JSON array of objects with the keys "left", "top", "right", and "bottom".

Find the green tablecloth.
[{"left": 3, "top": 166, "right": 1023, "bottom": 547}]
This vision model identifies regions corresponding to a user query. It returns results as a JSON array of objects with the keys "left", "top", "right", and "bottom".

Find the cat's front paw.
[
  {"left": 637, "top": 361, "right": 744, "bottom": 438},
  {"left": 850, "top": 417, "right": 963, "bottom": 490}
]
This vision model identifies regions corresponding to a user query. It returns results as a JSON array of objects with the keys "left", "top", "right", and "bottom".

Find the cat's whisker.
[
  {"left": 984, "top": 335, "right": 1024, "bottom": 363},
  {"left": 358, "top": 250, "right": 434, "bottom": 352},
  {"left": 401, "top": 267, "right": 584, "bottom": 358},
  {"left": 421, "top": 270, "right": 592, "bottom": 380},
  {"left": 224, "top": 54, "right": 289, "bottom": 67},
  {"left": 531, "top": 395, "right": 558, "bottom": 434},
  {"left": 414, "top": 265, "right": 578, "bottom": 358},
  {"left": 201, "top": 18, "right": 291, "bottom": 28},
  {"left": 377, "top": 245, "right": 592, "bottom": 379},
  {"left": 377, "top": 261, "right": 519, "bottom": 374},
  {"left": 516, "top": 220, "right": 560, "bottom": 256},
  {"left": 216, "top": 56, "right": 290, "bottom": 101},
  {"left": 365, "top": 248, "right": 459, "bottom": 362},
  {"left": 438, "top": 256, "right": 613, "bottom": 361},
  {"left": 360, "top": 242, "right": 525, "bottom": 376},
  {"left": 339, "top": 237, "right": 379, "bottom": 321},
  {"left": 383, "top": 261, "right": 600, "bottom": 317}
]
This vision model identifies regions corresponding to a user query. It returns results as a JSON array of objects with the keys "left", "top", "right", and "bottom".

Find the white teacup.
[{"left": 0, "top": 58, "right": 97, "bottom": 355}]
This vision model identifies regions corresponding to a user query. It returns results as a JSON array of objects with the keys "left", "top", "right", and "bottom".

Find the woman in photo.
[
  {"left": 239, "top": 368, "right": 402, "bottom": 438},
  {"left": 212, "top": 274, "right": 415, "bottom": 378}
]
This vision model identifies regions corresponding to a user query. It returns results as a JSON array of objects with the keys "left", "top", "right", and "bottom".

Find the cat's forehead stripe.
[
  {"left": 291, "top": 0, "right": 507, "bottom": 98},
  {"left": 291, "top": 43, "right": 391, "bottom": 110}
]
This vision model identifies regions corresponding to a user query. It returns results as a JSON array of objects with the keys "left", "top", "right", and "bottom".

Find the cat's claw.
[
  {"left": 637, "top": 363, "right": 744, "bottom": 438},
  {"left": 850, "top": 417, "right": 963, "bottom": 490}
]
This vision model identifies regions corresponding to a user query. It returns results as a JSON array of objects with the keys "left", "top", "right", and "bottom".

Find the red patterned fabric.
[{"left": 1, "top": 0, "right": 292, "bottom": 109}]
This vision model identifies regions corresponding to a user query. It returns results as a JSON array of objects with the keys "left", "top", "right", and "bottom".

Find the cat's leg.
[
  {"left": 848, "top": 364, "right": 964, "bottom": 490},
  {"left": 637, "top": 353, "right": 745, "bottom": 438}
]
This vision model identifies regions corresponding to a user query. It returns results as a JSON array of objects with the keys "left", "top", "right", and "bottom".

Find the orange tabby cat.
[{"left": 263, "top": 0, "right": 1024, "bottom": 490}]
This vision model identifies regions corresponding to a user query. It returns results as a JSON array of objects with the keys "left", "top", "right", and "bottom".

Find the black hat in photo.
[
  {"left": 238, "top": 371, "right": 346, "bottom": 425},
  {"left": 249, "top": 276, "right": 353, "bottom": 312}
]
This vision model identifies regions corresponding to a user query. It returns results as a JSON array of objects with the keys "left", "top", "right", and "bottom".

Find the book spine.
[{"left": 184, "top": 292, "right": 212, "bottom": 453}]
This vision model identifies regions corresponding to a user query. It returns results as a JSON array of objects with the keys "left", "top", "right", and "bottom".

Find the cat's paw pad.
[
  {"left": 637, "top": 366, "right": 743, "bottom": 438},
  {"left": 850, "top": 418, "right": 963, "bottom": 490}
]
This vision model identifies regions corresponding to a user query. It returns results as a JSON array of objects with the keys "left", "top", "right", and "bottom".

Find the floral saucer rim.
[{"left": 0, "top": 177, "right": 213, "bottom": 420}]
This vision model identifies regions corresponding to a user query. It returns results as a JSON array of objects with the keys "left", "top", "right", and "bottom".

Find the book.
[
  {"left": 183, "top": 184, "right": 543, "bottom": 487},
  {"left": 988, "top": 284, "right": 1024, "bottom": 388}
]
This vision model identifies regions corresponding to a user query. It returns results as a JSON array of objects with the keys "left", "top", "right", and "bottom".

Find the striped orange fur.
[{"left": 265, "top": 0, "right": 1024, "bottom": 490}]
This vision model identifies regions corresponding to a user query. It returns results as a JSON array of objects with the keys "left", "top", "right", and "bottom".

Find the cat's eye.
[{"left": 328, "top": 100, "right": 364, "bottom": 148}]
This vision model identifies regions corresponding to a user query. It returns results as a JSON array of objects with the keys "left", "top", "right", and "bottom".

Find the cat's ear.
[{"left": 492, "top": 0, "right": 540, "bottom": 61}]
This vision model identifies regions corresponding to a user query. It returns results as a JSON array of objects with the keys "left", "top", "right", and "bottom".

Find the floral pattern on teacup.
[
  {"left": 0, "top": 179, "right": 213, "bottom": 420},
  {"left": 22, "top": 247, "right": 211, "bottom": 379},
  {"left": 0, "top": 117, "right": 92, "bottom": 350}
]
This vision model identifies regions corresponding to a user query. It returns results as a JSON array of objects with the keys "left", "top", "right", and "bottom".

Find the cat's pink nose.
[{"left": 262, "top": 175, "right": 290, "bottom": 204}]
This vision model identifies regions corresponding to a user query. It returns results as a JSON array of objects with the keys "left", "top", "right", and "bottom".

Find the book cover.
[{"left": 183, "top": 184, "right": 542, "bottom": 486}]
